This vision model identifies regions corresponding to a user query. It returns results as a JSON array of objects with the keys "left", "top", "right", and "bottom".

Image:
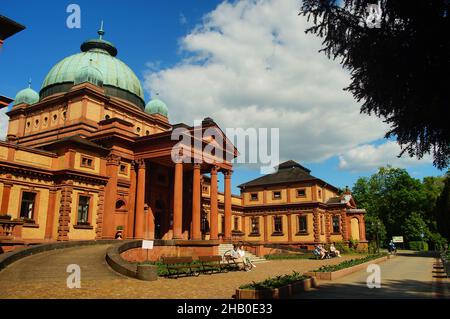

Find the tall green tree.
[
  {"left": 435, "top": 171, "right": 450, "bottom": 240},
  {"left": 300, "top": 0, "right": 450, "bottom": 169},
  {"left": 352, "top": 166, "right": 447, "bottom": 247}
]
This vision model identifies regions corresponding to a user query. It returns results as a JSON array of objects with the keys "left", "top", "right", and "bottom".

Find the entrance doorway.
[{"left": 154, "top": 200, "right": 165, "bottom": 239}]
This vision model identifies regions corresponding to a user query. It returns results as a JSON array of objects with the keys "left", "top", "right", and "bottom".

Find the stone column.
[
  {"left": 264, "top": 214, "right": 269, "bottom": 242},
  {"left": 126, "top": 161, "right": 137, "bottom": 238},
  {"left": 313, "top": 208, "right": 320, "bottom": 243},
  {"left": 134, "top": 159, "right": 146, "bottom": 239},
  {"left": 209, "top": 166, "right": 219, "bottom": 240},
  {"left": 44, "top": 189, "right": 57, "bottom": 240},
  {"left": 287, "top": 213, "right": 293, "bottom": 242},
  {"left": 223, "top": 170, "right": 232, "bottom": 240},
  {"left": 57, "top": 181, "right": 73, "bottom": 241},
  {"left": 191, "top": 163, "right": 201, "bottom": 240},
  {"left": 341, "top": 209, "right": 349, "bottom": 241},
  {"left": 360, "top": 214, "right": 366, "bottom": 241},
  {"left": 103, "top": 154, "right": 120, "bottom": 239},
  {"left": 173, "top": 162, "right": 183, "bottom": 239},
  {"left": 325, "top": 212, "right": 331, "bottom": 243},
  {"left": 0, "top": 180, "right": 12, "bottom": 215}
]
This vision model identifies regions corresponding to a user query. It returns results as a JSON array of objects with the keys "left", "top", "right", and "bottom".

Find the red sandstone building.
[{"left": 0, "top": 27, "right": 366, "bottom": 254}]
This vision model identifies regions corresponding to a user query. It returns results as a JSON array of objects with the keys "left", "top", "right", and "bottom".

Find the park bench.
[
  {"left": 198, "top": 255, "right": 228, "bottom": 274},
  {"left": 161, "top": 256, "right": 201, "bottom": 278}
]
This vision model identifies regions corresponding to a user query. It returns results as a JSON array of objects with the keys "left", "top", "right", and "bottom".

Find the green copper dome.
[
  {"left": 145, "top": 97, "right": 168, "bottom": 117},
  {"left": 14, "top": 85, "right": 39, "bottom": 106},
  {"left": 74, "top": 64, "right": 104, "bottom": 87},
  {"left": 40, "top": 25, "right": 145, "bottom": 109}
]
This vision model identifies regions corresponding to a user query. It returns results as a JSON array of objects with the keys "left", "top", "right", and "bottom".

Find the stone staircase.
[{"left": 218, "top": 243, "right": 267, "bottom": 264}]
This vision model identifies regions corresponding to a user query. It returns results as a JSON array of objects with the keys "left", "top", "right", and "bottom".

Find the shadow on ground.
[{"left": 298, "top": 279, "right": 435, "bottom": 299}]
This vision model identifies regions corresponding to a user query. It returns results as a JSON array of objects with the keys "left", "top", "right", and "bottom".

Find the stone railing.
[{"left": 0, "top": 219, "right": 23, "bottom": 240}]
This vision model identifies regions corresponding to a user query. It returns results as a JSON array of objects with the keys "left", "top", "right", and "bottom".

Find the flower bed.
[
  {"left": 305, "top": 253, "right": 390, "bottom": 280},
  {"left": 235, "top": 271, "right": 317, "bottom": 299},
  {"left": 264, "top": 253, "right": 312, "bottom": 260}
]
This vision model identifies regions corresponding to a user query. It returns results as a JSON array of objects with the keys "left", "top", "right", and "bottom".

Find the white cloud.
[
  {"left": 0, "top": 108, "right": 9, "bottom": 140},
  {"left": 144, "top": 0, "right": 391, "bottom": 167},
  {"left": 338, "top": 141, "right": 433, "bottom": 172}
]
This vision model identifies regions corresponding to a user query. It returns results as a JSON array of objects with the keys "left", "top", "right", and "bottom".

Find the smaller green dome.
[
  {"left": 145, "top": 97, "right": 168, "bottom": 117},
  {"left": 74, "top": 64, "right": 104, "bottom": 87},
  {"left": 14, "top": 86, "right": 39, "bottom": 106}
]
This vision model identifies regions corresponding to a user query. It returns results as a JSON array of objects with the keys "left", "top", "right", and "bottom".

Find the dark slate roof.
[
  {"left": 326, "top": 197, "right": 342, "bottom": 204},
  {"left": 0, "top": 15, "right": 25, "bottom": 41},
  {"left": 238, "top": 160, "right": 338, "bottom": 191},
  {"left": 40, "top": 135, "right": 110, "bottom": 153}
]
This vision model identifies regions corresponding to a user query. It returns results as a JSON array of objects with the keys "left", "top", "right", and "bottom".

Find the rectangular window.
[
  {"left": 273, "top": 191, "right": 282, "bottom": 200},
  {"left": 298, "top": 215, "right": 307, "bottom": 233},
  {"left": 318, "top": 189, "right": 322, "bottom": 198},
  {"left": 250, "top": 217, "right": 260, "bottom": 234},
  {"left": 81, "top": 156, "right": 94, "bottom": 169},
  {"left": 250, "top": 193, "right": 258, "bottom": 201},
  {"left": 296, "top": 189, "right": 306, "bottom": 197},
  {"left": 234, "top": 217, "right": 239, "bottom": 231},
  {"left": 119, "top": 164, "right": 127, "bottom": 174},
  {"left": 20, "top": 192, "right": 36, "bottom": 221},
  {"left": 202, "top": 186, "right": 209, "bottom": 194},
  {"left": 273, "top": 216, "right": 283, "bottom": 233},
  {"left": 332, "top": 215, "right": 340, "bottom": 233},
  {"left": 77, "top": 196, "right": 90, "bottom": 225}
]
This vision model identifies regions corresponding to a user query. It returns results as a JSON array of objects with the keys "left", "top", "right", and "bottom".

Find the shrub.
[
  {"left": 409, "top": 241, "right": 429, "bottom": 251},
  {"left": 311, "top": 253, "right": 387, "bottom": 273},
  {"left": 334, "top": 241, "right": 352, "bottom": 254},
  {"left": 239, "top": 271, "right": 307, "bottom": 290},
  {"left": 264, "top": 254, "right": 311, "bottom": 260}
]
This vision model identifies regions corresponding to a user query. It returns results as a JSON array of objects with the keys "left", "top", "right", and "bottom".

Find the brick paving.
[{"left": 0, "top": 244, "right": 362, "bottom": 299}]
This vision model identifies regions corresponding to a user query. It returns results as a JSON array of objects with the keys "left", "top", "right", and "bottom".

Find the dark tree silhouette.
[{"left": 300, "top": 0, "right": 450, "bottom": 169}]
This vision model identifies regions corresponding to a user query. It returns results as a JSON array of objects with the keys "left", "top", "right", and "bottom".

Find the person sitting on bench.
[
  {"left": 329, "top": 243, "right": 341, "bottom": 257},
  {"left": 238, "top": 244, "right": 255, "bottom": 270}
]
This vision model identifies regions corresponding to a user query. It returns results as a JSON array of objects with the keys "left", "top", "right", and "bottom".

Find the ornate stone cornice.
[{"left": 106, "top": 154, "right": 121, "bottom": 165}]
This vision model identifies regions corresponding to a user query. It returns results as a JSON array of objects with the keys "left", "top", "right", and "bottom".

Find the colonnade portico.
[{"left": 132, "top": 158, "right": 233, "bottom": 241}]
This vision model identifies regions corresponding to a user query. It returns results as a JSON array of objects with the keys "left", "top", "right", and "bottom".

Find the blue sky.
[{"left": 0, "top": 0, "right": 444, "bottom": 194}]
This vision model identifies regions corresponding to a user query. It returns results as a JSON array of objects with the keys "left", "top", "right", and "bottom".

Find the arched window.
[{"left": 115, "top": 199, "right": 126, "bottom": 210}]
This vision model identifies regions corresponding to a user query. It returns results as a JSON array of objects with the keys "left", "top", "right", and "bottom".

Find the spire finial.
[
  {"left": 28, "top": 78, "right": 32, "bottom": 88},
  {"left": 98, "top": 20, "right": 105, "bottom": 40}
]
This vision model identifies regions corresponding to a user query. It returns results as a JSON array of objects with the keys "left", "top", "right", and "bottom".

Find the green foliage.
[
  {"left": 311, "top": 253, "right": 387, "bottom": 273},
  {"left": 333, "top": 241, "right": 351, "bottom": 254},
  {"left": 368, "top": 241, "right": 379, "bottom": 254},
  {"left": 428, "top": 232, "right": 448, "bottom": 251},
  {"left": 300, "top": 0, "right": 450, "bottom": 168},
  {"left": 264, "top": 254, "right": 311, "bottom": 260},
  {"left": 435, "top": 171, "right": 450, "bottom": 241},
  {"left": 140, "top": 260, "right": 203, "bottom": 276},
  {"left": 352, "top": 166, "right": 448, "bottom": 248},
  {"left": 409, "top": 241, "right": 429, "bottom": 251},
  {"left": 239, "top": 271, "right": 307, "bottom": 290}
]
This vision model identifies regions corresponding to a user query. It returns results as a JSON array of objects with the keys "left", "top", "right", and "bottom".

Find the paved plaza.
[
  {"left": 0, "top": 244, "right": 360, "bottom": 299},
  {"left": 293, "top": 251, "right": 449, "bottom": 299}
]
